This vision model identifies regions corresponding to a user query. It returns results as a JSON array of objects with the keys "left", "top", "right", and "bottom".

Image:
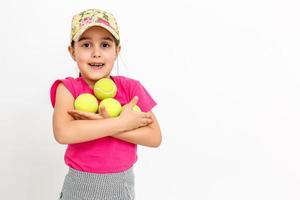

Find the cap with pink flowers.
[{"left": 71, "top": 9, "right": 120, "bottom": 45}]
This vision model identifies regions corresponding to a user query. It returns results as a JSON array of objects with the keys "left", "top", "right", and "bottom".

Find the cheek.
[
  {"left": 107, "top": 57, "right": 116, "bottom": 63},
  {"left": 103, "top": 52, "right": 117, "bottom": 62},
  {"left": 75, "top": 51, "right": 90, "bottom": 62}
]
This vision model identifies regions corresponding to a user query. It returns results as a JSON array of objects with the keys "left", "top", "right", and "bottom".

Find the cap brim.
[{"left": 72, "top": 23, "right": 119, "bottom": 43}]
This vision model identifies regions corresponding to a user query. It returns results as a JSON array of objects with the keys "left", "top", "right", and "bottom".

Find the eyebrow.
[{"left": 78, "top": 36, "right": 114, "bottom": 42}]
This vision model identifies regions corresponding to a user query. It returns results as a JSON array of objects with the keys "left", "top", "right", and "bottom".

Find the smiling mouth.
[{"left": 89, "top": 63, "right": 105, "bottom": 69}]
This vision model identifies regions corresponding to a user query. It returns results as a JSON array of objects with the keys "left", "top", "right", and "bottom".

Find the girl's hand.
[
  {"left": 68, "top": 107, "right": 109, "bottom": 120},
  {"left": 119, "top": 96, "right": 153, "bottom": 131}
]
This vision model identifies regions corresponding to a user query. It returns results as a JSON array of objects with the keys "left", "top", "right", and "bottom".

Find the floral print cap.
[{"left": 71, "top": 9, "right": 120, "bottom": 44}]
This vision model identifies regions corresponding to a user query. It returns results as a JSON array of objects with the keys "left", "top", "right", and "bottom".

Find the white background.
[{"left": 1, "top": 0, "right": 300, "bottom": 199}]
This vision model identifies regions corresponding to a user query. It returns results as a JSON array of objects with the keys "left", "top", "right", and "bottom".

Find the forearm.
[
  {"left": 112, "top": 125, "right": 161, "bottom": 147},
  {"left": 54, "top": 118, "right": 125, "bottom": 144}
]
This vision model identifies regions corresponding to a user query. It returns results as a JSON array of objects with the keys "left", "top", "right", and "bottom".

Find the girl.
[{"left": 50, "top": 9, "right": 162, "bottom": 200}]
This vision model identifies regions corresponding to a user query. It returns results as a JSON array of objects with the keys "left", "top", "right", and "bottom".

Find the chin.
[{"left": 91, "top": 74, "right": 110, "bottom": 80}]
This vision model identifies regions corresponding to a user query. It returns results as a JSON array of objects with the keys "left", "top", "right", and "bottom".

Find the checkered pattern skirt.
[{"left": 58, "top": 167, "right": 135, "bottom": 200}]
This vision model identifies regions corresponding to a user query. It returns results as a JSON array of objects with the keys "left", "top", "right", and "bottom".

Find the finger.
[
  {"left": 100, "top": 107, "right": 109, "bottom": 118},
  {"left": 68, "top": 111, "right": 78, "bottom": 119},
  {"left": 67, "top": 110, "right": 76, "bottom": 116},
  {"left": 69, "top": 110, "right": 103, "bottom": 120},
  {"left": 83, "top": 114, "right": 101, "bottom": 120},
  {"left": 139, "top": 119, "right": 148, "bottom": 127},
  {"left": 77, "top": 114, "right": 90, "bottom": 120},
  {"left": 70, "top": 110, "right": 91, "bottom": 116},
  {"left": 80, "top": 112, "right": 95, "bottom": 118},
  {"left": 79, "top": 111, "right": 102, "bottom": 119},
  {"left": 130, "top": 96, "right": 139, "bottom": 107},
  {"left": 143, "top": 118, "right": 153, "bottom": 124},
  {"left": 140, "top": 120, "right": 150, "bottom": 127},
  {"left": 74, "top": 114, "right": 84, "bottom": 120},
  {"left": 142, "top": 113, "right": 152, "bottom": 119},
  {"left": 101, "top": 107, "right": 109, "bottom": 118},
  {"left": 74, "top": 115, "right": 80, "bottom": 120},
  {"left": 75, "top": 110, "right": 90, "bottom": 116},
  {"left": 68, "top": 110, "right": 81, "bottom": 114},
  {"left": 147, "top": 118, "right": 153, "bottom": 124},
  {"left": 68, "top": 110, "right": 87, "bottom": 118}
]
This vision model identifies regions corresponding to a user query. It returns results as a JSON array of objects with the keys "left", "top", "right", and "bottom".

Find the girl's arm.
[
  {"left": 52, "top": 83, "right": 152, "bottom": 144},
  {"left": 112, "top": 111, "right": 162, "bottom": 147}
]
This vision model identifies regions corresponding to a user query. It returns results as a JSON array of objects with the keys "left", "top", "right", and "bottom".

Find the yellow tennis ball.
[
  {"left": 121, "top": 105, "right": 141, "bottom": 112},
  {"left": 93, "top": 78, "right": 117, "bottom": 100},
  {"left": 74, "top": 93, "right": 98, "bottom": 113},
  {"left": 99, "top": 98, "right": 122, "bottom": 117},
  {"left": 133, "top": 105, "right": 141, "bottom": 112}
]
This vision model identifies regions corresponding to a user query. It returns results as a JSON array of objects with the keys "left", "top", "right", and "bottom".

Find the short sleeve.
[
  {"left": 50, "top": 77, "right": 76, "bottom": 107},
  {"left": 131, "top": 81, "right": 157, "bottom": 112}
]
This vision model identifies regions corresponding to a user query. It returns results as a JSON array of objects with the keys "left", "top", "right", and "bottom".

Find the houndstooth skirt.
[{"left": 58, "top": 167, "right": 135, "bottom": 200}]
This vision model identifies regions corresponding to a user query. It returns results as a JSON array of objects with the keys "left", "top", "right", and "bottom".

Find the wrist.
[{"left": 115, "top": 116, "right": 127, "bottom": 133}]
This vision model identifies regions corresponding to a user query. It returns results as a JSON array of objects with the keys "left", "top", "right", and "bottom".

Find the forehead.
[{"left": 80, "top": 26, "right": 114, "bottom": 41}]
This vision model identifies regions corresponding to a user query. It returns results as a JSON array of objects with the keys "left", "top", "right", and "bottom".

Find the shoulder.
[
  {"left": 55, "top": 82, "right": 74, "bottom": 103},
  {"left": 50, "top": 76, "right": 82, "bottom": 107},
  {"left": 111, "top": 75, "right": 142, "bottom": 91},
  {"left": 112, "top": 75, "right": 140, "bottom": 85},
  {"left": 50, "top": 76, "right": 78, "bottom": 90}
]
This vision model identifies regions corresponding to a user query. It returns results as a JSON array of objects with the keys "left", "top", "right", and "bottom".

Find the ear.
[
  {"left": 115, "top": 45, "right": 121, "bottom": 59},
  {"left": 68, "top": 46, "right": 76, "bottom": 61}
]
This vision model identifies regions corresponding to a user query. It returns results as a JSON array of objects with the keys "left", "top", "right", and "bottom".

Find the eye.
[
  {"left": 81, "top": 42, "right": 91, "bottom": 48},
  {"left": 101, "top": 42, "right": 111, "bottom": 48}
]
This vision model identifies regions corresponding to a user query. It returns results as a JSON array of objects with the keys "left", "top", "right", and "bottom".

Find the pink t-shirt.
[{"left": 50, "top": 75, "right": 156, "bottom": 173}]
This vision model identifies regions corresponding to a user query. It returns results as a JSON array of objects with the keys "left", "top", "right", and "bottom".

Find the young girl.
[{"left": 50, "top": 9, "right": 162, "bottom": 200}]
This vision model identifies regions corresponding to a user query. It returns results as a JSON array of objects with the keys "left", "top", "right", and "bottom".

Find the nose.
[
  {"left": 93, "top": 53, "right": 101, "bottom": 58},
  {"left": 92, "top": 47, "right": 101, "bottom": 58}
]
